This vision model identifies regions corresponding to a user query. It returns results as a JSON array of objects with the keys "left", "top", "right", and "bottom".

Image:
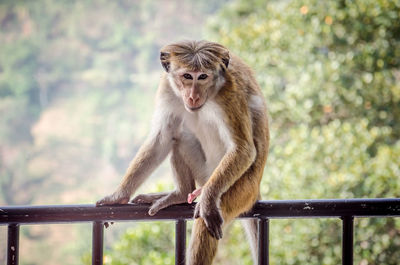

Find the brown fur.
[
  {"left": 97, "top": 40, "right": 269, "bottom": 265},
  {"left": 188, "top": 48, "right": 269, "bottom": 264},
  {"left": 161, "top": 40, "right": 229, "bottom": 71}
]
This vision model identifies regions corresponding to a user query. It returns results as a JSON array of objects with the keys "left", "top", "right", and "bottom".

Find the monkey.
[{"left": 96, "top": 40, "right": 269, "bottom": 265}]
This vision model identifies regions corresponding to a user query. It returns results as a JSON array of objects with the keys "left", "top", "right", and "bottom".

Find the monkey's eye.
[
  {"left": 183, "top": 73, "right": 193, "bottom": 80},
  {"left": 198, "top": 74, "right": 208, "bottom": 80}
]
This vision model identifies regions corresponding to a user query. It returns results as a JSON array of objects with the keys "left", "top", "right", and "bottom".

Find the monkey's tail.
[
  {"left": 187, "top": 218, "right": 219, "bottom": 265},
  {"left": 242, "top": 218, "right": 259, "bottom": 263}
]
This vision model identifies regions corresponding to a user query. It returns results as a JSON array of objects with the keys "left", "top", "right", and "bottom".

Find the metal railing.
[{"left": 1, "top": 198, "right": 400, "bottom": 265}]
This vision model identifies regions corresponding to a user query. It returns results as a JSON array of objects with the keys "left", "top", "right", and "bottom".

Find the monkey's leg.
[
  {"left": 187, "top": 187, "right": 202, "bottom": 204},
  {"left": 132, "top": 132, "right": 206, "bottom": 216},
  {"left": 188, "top": 166, "right": 261, "bottom": 265}
]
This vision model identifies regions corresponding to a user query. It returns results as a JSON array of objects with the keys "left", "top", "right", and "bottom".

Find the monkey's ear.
[
  {"left": 221, "top": 51, "right": 230, "bottom": 69},
  {"left": 160, "top": 52, "right": 171, "bottom": 72}
]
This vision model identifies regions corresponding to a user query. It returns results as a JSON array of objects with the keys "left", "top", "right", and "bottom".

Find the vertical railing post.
[
  {"left": 7, "top": 224, "right": 20, "bottom": 265},
  {"left": 175, "top": 219, "right": 187, "bottom": 265},
  {"left": 341, "top": 216, "right": 354, "bottom": 265},
  {"left": 258, "top": 218, "right": 269, "bottom": 265},
  {"left": 92, "top": 221, "right": 104, "bottom": 265}
]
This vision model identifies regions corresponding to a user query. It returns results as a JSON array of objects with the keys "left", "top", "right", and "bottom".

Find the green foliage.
[
  {"left": 107, "top": 222, "right": 175, "bottom": 265},
  {"left": 82, "top": 1, "right": 400, "bottom": 264},
  {"left": 2, "top": 0, "right": 400, "bottom": 264},
  {"left": 208, "top": 0, "right": 400, "bottom": 136},
  {"left": 82, "top": 222, "right": 175, "bottom": 265},
  {"left": 204, "top": 0, "right": 400, "bottom": 264},
  {"left": 0, "top": 0, "right": 228, "bottom": 264}
]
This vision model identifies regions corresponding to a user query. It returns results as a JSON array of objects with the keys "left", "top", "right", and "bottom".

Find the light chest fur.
[{"left": 182, "top": 100, "right": 234, "bottom": 178}]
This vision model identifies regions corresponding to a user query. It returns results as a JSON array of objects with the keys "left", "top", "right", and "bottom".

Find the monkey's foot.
[
  {"left": 187, "top": 188, "right": 202, "bottom": 204},
  {"left": 132, "top": 191, "right": 188, "bottom": 216},
  {"left": 130, "top": 192, "right": 170, "bottom": 204}
]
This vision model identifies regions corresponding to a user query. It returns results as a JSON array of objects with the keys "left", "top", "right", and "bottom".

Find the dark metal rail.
[{"left": 1, "top": 198, "right": 400, "bottom": 265}]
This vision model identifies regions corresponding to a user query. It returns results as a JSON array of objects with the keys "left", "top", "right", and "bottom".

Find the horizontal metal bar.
[
  {"left": 1, "top": 198, "right": 400, "bottom": 225},
  {"left": 251, "top": 198, "right": 400, "bottom": 218},
  {"left": 0, "top": 203, "right": 195, "bottom": 224}
]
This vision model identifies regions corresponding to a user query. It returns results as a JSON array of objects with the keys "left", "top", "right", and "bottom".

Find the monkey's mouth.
[
  {"left": 188, "top": 105, "right": 204, "bottom": 111},
  {"left": 185, "top": 103, "right": 204, "bottom": 112}
]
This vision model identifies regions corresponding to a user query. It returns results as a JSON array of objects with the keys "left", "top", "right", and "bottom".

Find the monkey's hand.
[
  {"left": 194, "top": 197, "right": 223, "bottom": 240},
  {"left": 96, "top": 190, "right": 130, "bottom": 206}
]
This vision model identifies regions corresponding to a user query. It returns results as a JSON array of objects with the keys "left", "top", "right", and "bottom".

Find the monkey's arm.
[
  {"left": 96, "top": 112, "right": 179, "bottom": 206},
  {"left": 194, "top": 111, "right": 256, "bottom": 238},
  {"left": 96, "top": 135, "right": 173, "bottom": 205},
  {"left": 188, "top": 141, "right": 255, "bottom": 204},
  {"left": 194, "top": 141, "right": 255, "bottom": 239},
  {"left": 206, "top": 142, "right": 256, "bottom": 196}
]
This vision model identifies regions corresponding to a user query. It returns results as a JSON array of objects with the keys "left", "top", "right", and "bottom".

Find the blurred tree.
[
  {"left": 0, "top": 0, "right": 229, "bottom": 264},
  {"left": 100, "top": 0, "right": 400, "bottom": 264},
  {"left": 2, "top": 0, "right": 399, "bottom": 264},
  {"left": 205, "top": 0, "right": 400, "bottom": 264},
  {"left": 106, "top": 222, "right": 175, "bottom": 265}
]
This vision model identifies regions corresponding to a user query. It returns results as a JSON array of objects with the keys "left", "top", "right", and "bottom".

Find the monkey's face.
[
  {"left": 170, "top": 68, "right": 216, "bottom": 112},
  {"left": 159, "top": 41, "right": 230, "bottom": 112}
]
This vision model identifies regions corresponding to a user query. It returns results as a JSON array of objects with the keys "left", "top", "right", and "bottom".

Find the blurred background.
[{"left": 0, "top": 0, "right": 399, "bottom": 264}]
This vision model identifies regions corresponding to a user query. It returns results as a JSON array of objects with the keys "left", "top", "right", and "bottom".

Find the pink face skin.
[{"left": 174, "top": 70, "right": 214, "bottom": 112}]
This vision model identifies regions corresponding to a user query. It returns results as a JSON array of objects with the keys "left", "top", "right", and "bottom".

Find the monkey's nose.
[{"left": 189, "top": 94, "right": 200, "bottom": 106}]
